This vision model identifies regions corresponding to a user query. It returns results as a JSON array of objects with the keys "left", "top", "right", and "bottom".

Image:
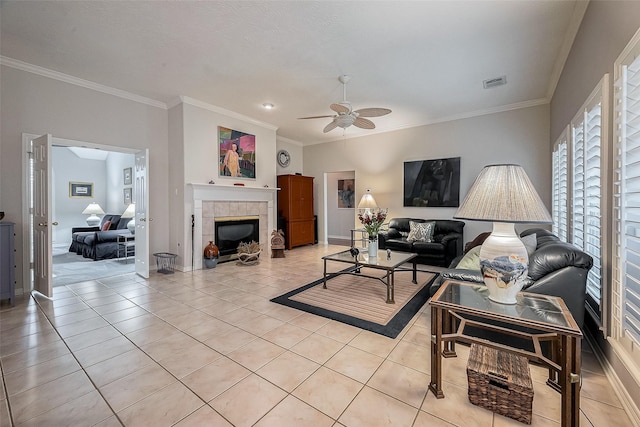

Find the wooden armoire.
[{"left": 277, "top": 174, "right": 315, "bottom": 250}]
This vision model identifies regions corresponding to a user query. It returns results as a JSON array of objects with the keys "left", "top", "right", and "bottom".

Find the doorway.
[
  {"left": 324, "top": 170, "right": 356, "bottom": 246},
  {"left": 23, "top": 134, "right": 141, "bottom": 292}
]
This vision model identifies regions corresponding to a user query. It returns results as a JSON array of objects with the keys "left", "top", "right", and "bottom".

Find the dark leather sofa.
[
  {"left": 378, "top": 218, "right": 465, "bottom": 266},
  {"left": 430, "top": 228, "right": 593, "bottom": 329},
  {"left": 69, "top": 214, "right": 133, "bottom": 261}
]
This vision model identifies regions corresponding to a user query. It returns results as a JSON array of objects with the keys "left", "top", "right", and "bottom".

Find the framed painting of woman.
[{"left": 219, "top": 127, "right": 256, "bottom": 179}]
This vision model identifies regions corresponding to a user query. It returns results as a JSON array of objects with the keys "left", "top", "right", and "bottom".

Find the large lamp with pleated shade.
[{"left": 454, "top": 164, "right": 552, "bottom": 304}]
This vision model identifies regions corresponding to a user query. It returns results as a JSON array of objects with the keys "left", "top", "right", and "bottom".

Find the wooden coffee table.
[{"left": 322, "top": 249, "right": 418, "bottom": 303}]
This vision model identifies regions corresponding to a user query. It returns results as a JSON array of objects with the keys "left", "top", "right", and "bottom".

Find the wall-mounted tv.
[{"left": 403, "top": 157, "right": 461, "bottom": 207}]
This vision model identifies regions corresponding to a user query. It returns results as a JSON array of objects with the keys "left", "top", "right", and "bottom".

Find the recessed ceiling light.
[{"left": 262, "top": 103, "right": 274, "bottom": 110}]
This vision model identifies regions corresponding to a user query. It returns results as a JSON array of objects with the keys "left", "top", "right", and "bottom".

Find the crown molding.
[
  {"left": 546, "top": 0, "right": 590, "bottom": 100},
  {"left": 276, "top": 135, "right": 303, "bottom": 147},
  {"left": 179, "top": 96, "right": 279, "bottom": 131},
  {"left": 304, "top": 97, "right": 550, "bottom": 146},
  {"left": 0, "top": 56, "right": 168, "bottom": 109}
]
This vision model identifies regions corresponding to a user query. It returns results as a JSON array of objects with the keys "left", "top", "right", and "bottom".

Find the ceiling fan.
[{"left": 299, "top": 75, "right": 392, "bottom": 133}]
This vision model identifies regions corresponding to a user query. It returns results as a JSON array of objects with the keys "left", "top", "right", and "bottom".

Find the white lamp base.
[
  {"left": 86, "top": 215, "right": 101, "bottom": 227},
  {"left": 479, "top": 222, "right": 528, "bottom": 304},
  {"left": 127, "top": 219, "right": 135, "bottom": 234}
]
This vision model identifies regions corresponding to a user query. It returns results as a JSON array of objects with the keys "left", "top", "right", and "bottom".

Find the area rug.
[{"left": 270, "top": 267, "right": 438, "bottom": 338}]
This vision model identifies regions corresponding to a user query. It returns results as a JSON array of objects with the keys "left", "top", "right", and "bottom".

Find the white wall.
[
  {"left": 303, "top": 104, "right": 551, "bottom": 244},
  {"left": 169, "top": 99, "right": 278, "bottom": 268},
  {"left": 0, "top": 65, "right": 169, "bottom": 290},
  {"left": 276, "top": 136, "right": 304, "bottom": 176},
  {"left": 326, "top": 171, "right": 356, "bottom": 240},
  {"left": 105, "top": 152, "right": 135, "bottom": 214}
]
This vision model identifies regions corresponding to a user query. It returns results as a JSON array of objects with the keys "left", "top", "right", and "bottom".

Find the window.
[
  {"left": 614, "top": 41, "right": 640, "bottom": 349},
  {"left": 551, "top": 75, "right": 607, "bottom": 320},
  {"left": 552, "top": 128, "right": 568, "bottom": 242}
]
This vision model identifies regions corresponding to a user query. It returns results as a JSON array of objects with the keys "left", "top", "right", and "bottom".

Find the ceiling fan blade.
[
  {"left": 353, "top": 117, "right": 375, "bottom": 130},
  {"left": 323, "top": 120, "right": 338, "bottom": 133},
  {"left": 298, "top": 115, "right": 335, "bottom": 120},
  {"left": 330, "top": 103, "right": 351, "bottom": 114},
  {"left": 354, "top": 107, "right": 392, "bottom": 117}
]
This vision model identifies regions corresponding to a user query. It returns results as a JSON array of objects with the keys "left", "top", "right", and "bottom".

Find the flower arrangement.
[{"left": 358, "top": 209, "right": 388, "bottom": 238}]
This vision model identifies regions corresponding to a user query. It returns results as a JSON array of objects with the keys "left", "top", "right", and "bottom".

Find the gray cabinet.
[{"left": 0, "top": 222, "right": 16, "bottom": 306}]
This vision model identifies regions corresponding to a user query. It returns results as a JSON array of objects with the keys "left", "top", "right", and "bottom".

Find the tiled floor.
[{"left": 0, "top": 244, "right": 634, "bottom": 426}]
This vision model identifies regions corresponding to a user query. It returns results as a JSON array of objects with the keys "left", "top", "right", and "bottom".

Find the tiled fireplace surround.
[{"left": 190, "top": 184, "right": 277, "bottom": 270}]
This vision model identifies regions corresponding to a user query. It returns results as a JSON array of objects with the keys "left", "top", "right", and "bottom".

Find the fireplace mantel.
[
  {"left": 188, "top": 183, "right": 279, "bottom": 270},
  {"left": 189, "top": 183, "right": 279, "bottom": 201}
]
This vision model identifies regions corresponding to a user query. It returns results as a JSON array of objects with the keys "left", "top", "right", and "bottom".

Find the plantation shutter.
[
  {"left": 572, "top": 94, "right": 603, "bottom": 311},
  {"left": 617, "top": 57, "right": 640, "bottom": 345},
  {"left": 552, "top": 133, "right": 568, "bottom": 242}
]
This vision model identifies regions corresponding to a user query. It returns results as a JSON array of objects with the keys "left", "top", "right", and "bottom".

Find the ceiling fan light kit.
[{"left": 299, "top": 75, "right": 391, "bottom": 133}]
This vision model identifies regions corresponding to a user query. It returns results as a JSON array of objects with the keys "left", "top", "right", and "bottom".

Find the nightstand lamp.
[
  {"left": 121, "top": 203, "right": 136, "bottom": 234},
  {"left": 82, "top": 203, "right": 105, "bottom": 227}
]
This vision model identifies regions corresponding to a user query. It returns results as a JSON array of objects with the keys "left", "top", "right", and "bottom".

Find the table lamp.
[
  {"left": 82, "top": 203, "right": 105, "bottom": 227},
  {"left": 454, "top": 164, "right": 552, "bottom": 304},
  {"left": 121, "top": 203, "right": 136, "bottom": 234},
  {"left": 358, "top": 189, "right": 378, "bottom": 213}
]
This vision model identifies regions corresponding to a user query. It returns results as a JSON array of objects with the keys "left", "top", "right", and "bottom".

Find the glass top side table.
[{"left": 429, "top": 280, "right": 582, "bottom": 426}]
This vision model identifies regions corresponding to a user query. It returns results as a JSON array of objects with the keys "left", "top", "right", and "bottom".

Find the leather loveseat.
[
  {"left": 430, "top": 228, "right": 593, "bottom": 329},
  {"left": 69, "top": 214, "right": 133, "bottom": 261},
  {"left": 378, "top": 218, "right": 465, "bottom": 266}
]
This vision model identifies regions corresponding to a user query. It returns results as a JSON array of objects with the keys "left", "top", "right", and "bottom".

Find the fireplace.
[
  {"left": 215, "top": 216, "right": 259, "bottom": 257},
  {"left": 189, "top": 183, "right": 277, "bottom": 271}
]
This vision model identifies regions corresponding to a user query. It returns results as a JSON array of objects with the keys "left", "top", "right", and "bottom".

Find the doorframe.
[{"left": 21, "top": 133, "right": 140, "bottom": 294}]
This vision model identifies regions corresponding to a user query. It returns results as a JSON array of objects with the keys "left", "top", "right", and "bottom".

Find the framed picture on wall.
[
  {"left": 218, "top": 126, "right": 256, "bottom": 179},
  {"left": 123, "top": 167, "right": 132, "bottom": 185},
  {"left": 123, "top": 188, "right": 132, "bottom": 205},
  {"left": 403, "top": 157, "right": 461, "bottom": 207},
  {"left": 69, "top": 182, "right": 94, "bottom": 198},
  {"left": 337, "top": 179, "right": 355, "bottom": 208}
]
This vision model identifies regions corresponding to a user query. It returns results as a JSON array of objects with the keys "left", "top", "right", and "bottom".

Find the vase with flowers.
[{"left": 358, "top": 208, "right": 388, "bottom": 257}]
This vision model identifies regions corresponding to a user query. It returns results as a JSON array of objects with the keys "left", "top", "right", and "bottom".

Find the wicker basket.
[{"left": 467, "top": 344, "right": 534, "bottom": 424}]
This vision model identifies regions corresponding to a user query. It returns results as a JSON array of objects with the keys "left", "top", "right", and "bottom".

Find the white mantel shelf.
[{"left": 189, "top": 183, "right": 280, "bottom": 201}]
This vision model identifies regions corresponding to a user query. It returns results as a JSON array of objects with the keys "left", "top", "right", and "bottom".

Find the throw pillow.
[
  {"left": 456, "top": 245, "right": 482, "bottom": 270},
  {"left": 407, "top": 221, "right": 435, "bottom": 243},
  {"left": 101, "top": 221, "right": 111, "bottom": 231},
  {"left": 521, "top": 233, "right": 537, "bottom": 257}
]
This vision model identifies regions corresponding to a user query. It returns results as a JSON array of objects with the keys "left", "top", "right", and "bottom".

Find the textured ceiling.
[{"left": 0, "top": 1, "right": 585, "bottom": 145}]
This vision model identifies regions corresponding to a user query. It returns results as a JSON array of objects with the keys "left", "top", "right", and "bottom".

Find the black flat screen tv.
[{"left": 403, "top": 157, "right": 461, "bottom": 207}]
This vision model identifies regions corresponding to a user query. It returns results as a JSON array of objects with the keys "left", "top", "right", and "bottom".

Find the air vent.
[{"left": 483, "top": 76, "right": 507, "bottom": 89}]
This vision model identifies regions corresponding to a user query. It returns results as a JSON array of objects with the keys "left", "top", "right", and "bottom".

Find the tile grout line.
[{"left": 31, "top": 290, "right": 126, "bottom": 427}]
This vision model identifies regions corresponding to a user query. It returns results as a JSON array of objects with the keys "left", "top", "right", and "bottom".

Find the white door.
[
  {"left": 33, "top": 134, "right": 53, "bottom": 297},
  {"left": 134, "top": 149, "right": 149, "bottom": 278}
]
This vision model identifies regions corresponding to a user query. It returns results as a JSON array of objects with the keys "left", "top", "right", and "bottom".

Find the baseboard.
[{"left": 584, "top": 329, "right": 640, "bottom": 425}]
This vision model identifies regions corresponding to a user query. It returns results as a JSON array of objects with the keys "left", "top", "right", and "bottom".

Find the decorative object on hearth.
[
  {"left": 237, "top": 240, "right": 261, "bottom": 265},
  {"left": 298, "top": 75, "right": 391, "bottom": 133},
  {"left": 203, "top": 241, "right": 219, "bottom": 268},
  {"left": 82, "top": 203, "right": 105, "bottom": 226},
  {"left": 121, "top": 203, "right": 136, "bottom": 234},
  {"left": 358, "top": 190, "right": 387, "bottom": 258},
  {"left": 454, "top": 164, "right": 552, "bottom": 304},
  {"left": 271, "top": 229, "right": 285, "bottom": 258}
]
